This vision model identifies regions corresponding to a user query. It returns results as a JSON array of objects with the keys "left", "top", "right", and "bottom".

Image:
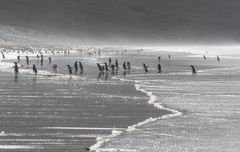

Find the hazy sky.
[{"left": 0, "top": 0, "right": 240, "bottom": 46}]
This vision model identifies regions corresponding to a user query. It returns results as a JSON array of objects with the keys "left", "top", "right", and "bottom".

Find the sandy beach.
[{"left": 0, "top": 48, "right": 170, "bottom": 152}]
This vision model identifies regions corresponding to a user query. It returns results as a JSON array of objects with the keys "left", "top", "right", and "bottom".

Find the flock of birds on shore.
[{"left": 0, "top": 49, "right": 222, "bottom": 79}]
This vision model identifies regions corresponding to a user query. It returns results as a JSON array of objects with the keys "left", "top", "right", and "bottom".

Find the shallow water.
[
  {"left": 0, "top": 49, "right": 169, "bottom": 152},
  {"left": 97, "top": 51, "right": 240, "bottom": 152}
]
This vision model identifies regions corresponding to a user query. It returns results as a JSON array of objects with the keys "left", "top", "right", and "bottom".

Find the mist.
[{"left": 0, "top": 0, "right": 240, "bottom": 46}]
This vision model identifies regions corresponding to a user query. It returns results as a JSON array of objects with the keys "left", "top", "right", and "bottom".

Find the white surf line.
[
  {"left": 41, "top": 127, "right": 126, "bottom": 131},
  {"left": 90, "top": 76, "right": 182, "bottom": 152},
  {"left": 139, "top": 130, "right": 185, "bottom": 139},
  {"left": 0, "top": 145, "right": 41, "bottom": 149}
]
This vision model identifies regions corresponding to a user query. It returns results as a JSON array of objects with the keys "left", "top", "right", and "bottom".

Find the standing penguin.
[
  {"left": 49, "top": 57, "right": 52, "bottom": 64},
  {"left": 14, "top": 62, "right": 19, "bottom": 74},
  {"left": 109, "top": 58, "right": 112, "bottom": 65},
  {"left": 33, "top": 64, "right": 37, "bottom": 75},
  {"left": 115, "top": 60, "right": 119, "bottom": 69},
  {"left": 143, "top": 63, "right": 149, "bottom": 73},
  {"left": 74, "top": 61, "right": 78, "bottom": 71},
  {"left": 52, "top": 64, "right": 58, "bottom": 71},
  {"left": 26, "top": 56, "right": 30, "bottom": 65},
  {"left": 40, "top": 55, "right": 43, "bottom": 66},
  {"left": 158, "top": 64, "right": 162, "bottom": 73},
  {"left": 1, "top": 52, "right": 5, "bottom": 59},
  {"left": 123, "top": 62, "right": 127, "bottom": 70},
  {"left": 104, "top": 62, "right": 109, "bottom": 71},
  {"left": 168, "top": 54, "right": 171, "bottom": 59},
  {"left": 79, "top": 61, "right": 84, "bottom": 71},
  {"left": 217, "top": 56, "right": 220, "bottom": 62},
  {"left": 203, "top": 55, "right": 207, "bottom": 60},
  {"left": 97, "top": 63, "right": 103, "bottom": 72},
  {"left": 17, "top": 56, "right": 20, "bottom": 63},
  {"left": 190, "top": 65, "right": 197, "bottom": 74},
  {"left": 66, "top": 65, "right": 73, "bottom": 75},
  {"left": 127, "top": 62, "right": 131, "bottom": 70}
]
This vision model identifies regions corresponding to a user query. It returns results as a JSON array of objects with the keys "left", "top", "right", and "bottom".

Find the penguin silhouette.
[
  {"left": 158, "top": 64, "right": 162, "bottom": 73},
  {"left": 14, "top": 62, "right": 19, "bottom": 74},
  {"left": 190, "top": 65, "right": 197, "bottom": 74},
  {"left": 79, "top": 61, "right": 84, "bottom": 71},
  {"left": 66, "top": 65, "right": 73, "bottom": 75},
  {"left": 74, "top": 61, "right": 78, "bottom": 71},
  {"left": 143, "top": 63, "right": 149, "bottom": 73},
  {"left": 123, "top": 62, "right": 127, "bottom": 70},
  {"left": 33, "top": 64, "right": 37, "bottom": 75}
]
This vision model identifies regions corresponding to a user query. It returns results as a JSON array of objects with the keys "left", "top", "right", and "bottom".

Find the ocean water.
[
  {"left": 1, "top": 47, "right": 240, "bottom": 152},
  {"left": 0, "top": 48, "right": 169, "bottom": 152},
  {"left": 94, "top": 49, "right": 240, "bottom": 152}
]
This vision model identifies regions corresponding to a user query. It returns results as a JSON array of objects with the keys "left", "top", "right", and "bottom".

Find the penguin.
[
  {"left": 40, "top": 55, "right": 43, "bottom": 66},
  {"left": 203, "top": 55, "right": 206, "bottom": 60},
  {"left": 1, "top": 52, "right": 5, "bottom": 59},
  {"left": 17, "top": 56, "right": 20, "bottom": 63},
  {"left": 14, "top": 62, "right": 19, "bottom": 74},
  {"left": 115, "top": 60, "right": 119, "bottom": 69},
  {"left": 104, "top": 62, "right": 109, "bottom": 71},
  {"left": 158, "top": 64, "right": 162, "bottom": 73},
  {"left": 123, "top": 62, "right": 127, "bottom": 70},
  {"left": 49, "top": 57, "right": 52, "bottom": 64},
  {"left": 33, "top": 64, "right": 37, "bottom": 75},
  {"left": 66, "top": 65, "right": 73, "bottom": 75},
  {"left": 74, "top": 61, "right": 78, "bottom": 71},
  {"left": 111, "top": 64, "right": 115, "bottom": 71},
  {"left": 109, "top": 57, "right": 112, "bottom": 65},
  {"left": 52, "top": 64, "right": 58, "bottom": 71},
  {"left": 79, "top": 61, "right": 84, "bottom": 71},
  {"left": 127, "top": 62, "right": 131, "bottom": 69},
  {"left": 143, "top": 63, "right": 149, "bottom": 73},
  {"left": 96, "top": 63, "right": 103, "bottom": 72},
  {"left": 217, "top": 56, "right": 220, "bottom": 62},
  {"left": 26, "top": 56, "right": 29, "bottom": 65},
  {"left": 190, "top": 65, "right": 197, "bottom": 74}
]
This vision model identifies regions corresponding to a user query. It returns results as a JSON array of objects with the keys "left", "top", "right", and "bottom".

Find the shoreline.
[{"left": 0, "top": 49, "right": 171, "bottom": 152}]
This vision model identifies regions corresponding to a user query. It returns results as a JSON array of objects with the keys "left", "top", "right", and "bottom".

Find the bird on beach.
[
  {"left": 26, "top": 56, "right": 30, "bottom": 65},
  {"left": 52, "top": 64, "right": 58, "bottom": 71},
  {"left": 123, "top": 62, "right": 127, "bottom": 70},
  {"left": 14, "top": 62, "right": 19, "bottom": 74},
  {"left": 143, "top": 63, "right": 149, "bottom": 73},
  {"left": 17, "top": 56, "right": 20, "bottom": 63},
  {"left": 203, "top": 55, "right": 206, "bottom": 60},
  {"left": 158, "top": 56, "right": 161, "bottom": 62},
  {"left": 190, "top": 65, "right": 197, "bottom": 74},
  {"left": 217, "top": 56, "right": 220, "bottom": 62},
  {"left": 84, "top": 147, "right": 90, "bottom": 151},
  {"left": 111, "top": 64, "right": 115, "bottom": 75},
  {"left": 79, "top": 61, "right": 84, "bottom": 71},
  {"left": 40, "top": 55, "right": 43, "bottom": 66},
  {"left": 96, "top": 63, "right": 103, "bottom": 72},
  {"left": 74, "top": 61, "right": 78, "bottom": 71},
  {"left": 127, "top": 62, "right": 131, "bottom": 70},
  {"left": 66, "top": 65, "right": 73, "bottom": 75},
  {"left": 1, "top": 52, "right": 5, "bottom": 59},
  {"left": 158, "top": 64, "right": 162, "bottom": 73},
  {"left": 168, "top": 54, "right": 171, "bottom": 59},
  {"left": 33, "top": 64, "right": 37, "bottom": 75},
  {"left": 49, "top": 57, "right": 52, "bottom": 64},
  {"left": 109, "top": 57, "right": 112, "bottom": 65},
  {"left": 115, "top": 60, "right": 119, "bottom": 69},
  {"left": 104, "top": 62, "right": 109, "bottom": 71}
]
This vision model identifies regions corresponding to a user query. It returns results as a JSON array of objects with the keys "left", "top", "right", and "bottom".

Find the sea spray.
[{"left": 91, "top": 75, "right": 182, "bottom": 151}]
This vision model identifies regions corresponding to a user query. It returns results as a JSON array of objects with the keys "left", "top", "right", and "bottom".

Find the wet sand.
[{"left": 0, "top": 50, "right": 170, "bottom": 152}]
